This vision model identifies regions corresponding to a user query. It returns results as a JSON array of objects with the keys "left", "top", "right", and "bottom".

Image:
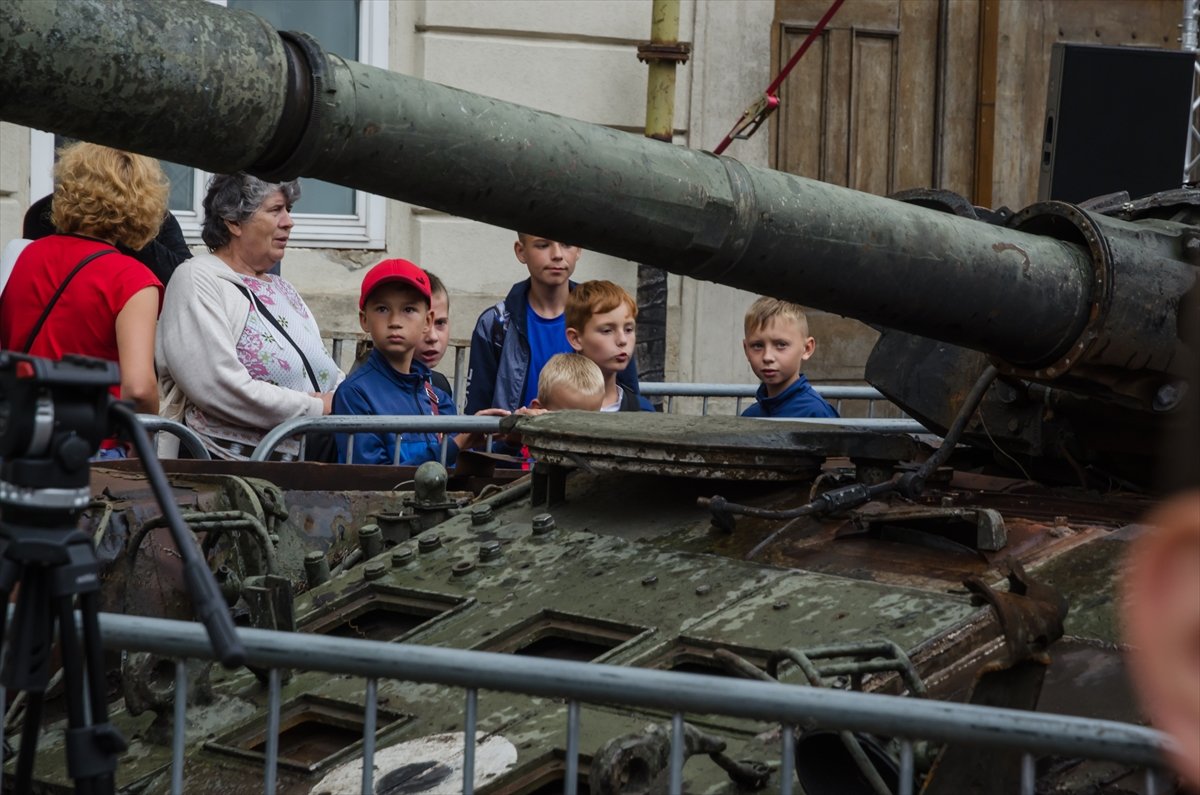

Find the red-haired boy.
[{"left": 565, "top": 280, "right": 652, "bottom": 412}]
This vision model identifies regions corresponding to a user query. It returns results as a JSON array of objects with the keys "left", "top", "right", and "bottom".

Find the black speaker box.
[{"left": 1038, "top": 43, "right": 1195, "bottom": 202}]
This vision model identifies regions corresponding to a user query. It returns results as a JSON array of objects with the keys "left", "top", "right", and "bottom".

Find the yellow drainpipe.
[
  {"left": 638, "top": 0, "right": 689, "bottom": 142},
  {"left": 635, "top": 0, "right": 691, "bottom": 385}
]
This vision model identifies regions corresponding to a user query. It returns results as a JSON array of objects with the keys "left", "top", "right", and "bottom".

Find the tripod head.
[{"left": 0, "top": 352, "right": 116, "bottom": 510}]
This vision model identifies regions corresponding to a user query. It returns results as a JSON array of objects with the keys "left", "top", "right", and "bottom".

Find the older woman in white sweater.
[{"left": 156, "top": 174, "right": 342, "bottom": 460}]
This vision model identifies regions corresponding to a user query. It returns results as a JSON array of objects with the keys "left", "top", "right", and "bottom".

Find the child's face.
[
  {"left": 743, "top": 316, "right": 815, "bottom": 397},
  {"left": 567, "top": 304, "right": 635, "bottom": 375},
  {"left": 359, "top": 283, "right": 433, "bottom": 369},
  {"left": 515, "top": 236, "right": 581, "bottom": 288},
  {"left": 416, "top": 290, "right": 450, "bottom": 370},
  {"left": 538, "top": 385, "right": 605, "bottom": 412}
]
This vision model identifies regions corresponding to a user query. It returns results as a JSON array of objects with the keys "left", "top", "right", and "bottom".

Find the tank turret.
[{"left": 1, "top": 0, "right": 1196, "bottom": 485}]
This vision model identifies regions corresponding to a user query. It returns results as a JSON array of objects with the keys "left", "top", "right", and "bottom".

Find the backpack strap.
[
  {"left": 489, "top": 299, "right": 509, "bottom": 356},
  {"left": 21, "top": 248, "right": 117, "bottom": 353},
  {"left": 423, "top": 379, "right": 444, "bottom": 442}
]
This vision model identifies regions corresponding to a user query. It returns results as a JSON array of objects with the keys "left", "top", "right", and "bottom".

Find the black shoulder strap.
[
  {"left": 490, "top": 299, "right": 508, "bottom": 355},
  {"left": 231, "top": 281, "right": 321, "bottom": 391},
  {"left": 619, "top": 385, "right": 639, "bottom": 412},
  {"left": 22, "top": 248, "right": 117, "bottom": 353}
]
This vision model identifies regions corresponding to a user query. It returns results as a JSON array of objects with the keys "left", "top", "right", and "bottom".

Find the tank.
[
  {"left": 0, "top": 0, "right": 1197, "bottom": 793},
  {"left": 2, "top": 0, "right": 1195, "bottom": 487}
]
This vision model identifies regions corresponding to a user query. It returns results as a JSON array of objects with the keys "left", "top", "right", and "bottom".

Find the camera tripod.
[
  {"left": 0, "top": 500, "right": 121, "bottom": 794},
  {"left": 0, "top": 353, "right": 242, "bottom": 793}
]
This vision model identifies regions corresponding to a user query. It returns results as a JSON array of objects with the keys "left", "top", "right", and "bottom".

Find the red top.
[{"left": 0, "top": 234, "right": 162, "bottom": 399}]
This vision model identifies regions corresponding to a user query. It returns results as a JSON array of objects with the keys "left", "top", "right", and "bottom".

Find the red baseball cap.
[{"left": 359, "top": 259, "right": 432, "bottom": 308}]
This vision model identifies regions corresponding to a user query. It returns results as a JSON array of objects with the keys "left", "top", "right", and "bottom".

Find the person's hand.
[
  {"left": 311, "top": 391, "right": 335, "bottom": 415},
  {"left": 514, "top": 406, "right": 548, "bottom": 417},
  {"left": 1123, "top": 490, "right": 1200, "bottom": 791},
  {"left": 456, "top": 408, "right": 512, "bottom": 451}
]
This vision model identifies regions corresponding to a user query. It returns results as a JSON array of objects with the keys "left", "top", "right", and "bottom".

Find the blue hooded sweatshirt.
[
  {"left": 741, "top": 374, "right": 838, "bottom": 419},
  {"left": 333, "top": 349, "right": 458, "bottom": 465}
]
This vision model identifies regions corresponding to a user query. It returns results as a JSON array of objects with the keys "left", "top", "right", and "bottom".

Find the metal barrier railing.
[
  {"left": 84, "top": 612, "right": 1172, "bottom": 795},
  {"left": 250, "top": 414, "right": 928, "bottom": 463},
  {"left": 136, "top": 414, "right": 212, "bottom": 460},
  {"left": 322, "top": 334, "right": 895, "bottom": 418},
  {"left": 640, "top": 382, "right": 893, "bottom": 417},
  {"left": 250, "top": 415, "right": 504, "bottom": 463}
]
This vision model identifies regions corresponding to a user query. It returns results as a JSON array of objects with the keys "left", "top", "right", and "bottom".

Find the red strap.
[
  {"left": 424, "top": 380, "right": 440, "bottom": 416},
  {"left": 424, "top": 380, "right": 443, "bottom": 442},
  {"left": 712, "top": 0, "right": 846, "bottom": 155}
]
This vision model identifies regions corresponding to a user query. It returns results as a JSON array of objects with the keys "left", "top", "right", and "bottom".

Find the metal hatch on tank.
[
  {"left": 508, "top": 411, "right": 921, "bottom": 480},
  {"left": 0, "top": 0, "right": 1196, "bottom": 792}
]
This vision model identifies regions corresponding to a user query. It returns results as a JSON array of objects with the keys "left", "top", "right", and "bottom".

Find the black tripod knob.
[{"left": 56, "top": 435, "right": 94, "bottom": 471}]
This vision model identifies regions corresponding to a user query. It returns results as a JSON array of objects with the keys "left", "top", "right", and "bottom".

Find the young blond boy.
[
  {"left": 565, "top": 280, "right": 651, "bottom": 412},
  {"left": 530, "top": 353, "right": 606, "bottom": 411},
  {"left": 506, "top": 353, "right": 604, "bottom": 468},
  {"left": 741, "top": 297, "right": 837, "bottom": 418},
  {"left": 334, "top": 259, "right": 462, "bottom": 465}
]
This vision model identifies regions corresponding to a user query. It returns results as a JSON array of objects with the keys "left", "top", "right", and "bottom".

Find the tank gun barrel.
[{"left": 0, "top": 0, "right": 1193, "bottom": 385}]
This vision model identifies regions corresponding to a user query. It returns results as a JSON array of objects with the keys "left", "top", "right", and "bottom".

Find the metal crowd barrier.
[
  {"left": 322, "top": 334, "right": 895, "bottom": 418},
  {"left": 250, "top": 415, "right": 504, "bottom": 463},
  {"left": 640, "top": 382, "right": 892, "bottom": 417},
  {"left": 328, "top": 335, "right": 355, "bottom": 371},
  {"left": 136, "top": 414, "right": 212, "bottom": 460},
  {"left": 81, "top": 612, "right": 1172, "bottom": 795},
  {"left": 252, "top": 414, "right": 928, "bottom": 464}
]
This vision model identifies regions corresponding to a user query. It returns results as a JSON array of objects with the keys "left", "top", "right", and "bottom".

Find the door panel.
[
  {"left": 772, "top": 0, "right": 942, "bottom": 194},
  {"left": 852, "top": 31, "right": 897, "bottom": 195}
]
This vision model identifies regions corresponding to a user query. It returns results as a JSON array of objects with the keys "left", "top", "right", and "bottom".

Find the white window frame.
[{"left": 29, "top": 0, "right": 388, "bottom": 250}]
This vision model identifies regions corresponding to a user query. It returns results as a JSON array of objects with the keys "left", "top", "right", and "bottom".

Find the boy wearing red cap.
[{"left": 333, "top": 259, "right": 461, "bottom": 465}]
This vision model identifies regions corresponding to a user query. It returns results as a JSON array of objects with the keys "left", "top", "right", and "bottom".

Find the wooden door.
[
  {"left": 771, "top": 0, "right": 974, "bottom": 196},
  {"left": 991, "top": 0, "right": 1187, "bottom": 207},
  {"left": 772, "top": 0, "right": 1186, "bottom": 207}
]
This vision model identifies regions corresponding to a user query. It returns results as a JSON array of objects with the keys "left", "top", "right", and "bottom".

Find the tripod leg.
[
  {"left": 80, "top": 590, "right": 122, "bottom": 794},
  {"left": 0, "top": 548, "right": 18, "bottom": 785},
  {"left": 7, "top": 567, "right": 54, "bottom": 795},
  {"left": 56, "top": 595, "right": 97, "bottom": 795},
  {"left": 54, "top": 543, "right": 124, "bottom": 795},
  {"left": 0, "top": 548, "right": 19, "bottom": 658},
  {"left": 14, "top": 690, "right": 46, "bottom": 793}
]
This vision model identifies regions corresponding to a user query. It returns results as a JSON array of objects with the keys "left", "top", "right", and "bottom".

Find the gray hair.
[{"left": 200, "top": 172, "right": 301, "bottom": 251}]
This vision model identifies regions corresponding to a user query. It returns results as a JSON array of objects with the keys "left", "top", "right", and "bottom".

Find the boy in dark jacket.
[
  {"left": 334, "top": 259, "right": 463, "bottom": 465},
  {"left": 740, "top": 297, "right": 838, "bottom": 419},
  {"left": 464, "top": 233, "right": 643, "bottom": 414},
  {"left": 415, "top": 270, "right": 454, "bottom": 397}
]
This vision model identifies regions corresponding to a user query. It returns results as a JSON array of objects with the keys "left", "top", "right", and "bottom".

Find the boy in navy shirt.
[
  {"left": 334, "top": 259, "right": 468, "bottom": 465},
  {"left": 740, "top": 297, "right": 838, "bottom": 419}
]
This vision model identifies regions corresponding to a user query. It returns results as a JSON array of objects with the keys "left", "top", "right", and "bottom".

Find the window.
[{"left": 29, "top": 0, "right": 388, "bottom": 249}]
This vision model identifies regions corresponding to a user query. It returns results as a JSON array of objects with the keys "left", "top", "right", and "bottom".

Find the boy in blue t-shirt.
[
  {"left": 464, "top": 233, "right": 643, "bottom": 415},
  {"left": 740, "top": 297, "right": 838, "bottom": 419}
]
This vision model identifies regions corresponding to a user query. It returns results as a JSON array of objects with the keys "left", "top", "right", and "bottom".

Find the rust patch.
[{"left": 992, "top": 242, "right": 1032, "bottom": 279}]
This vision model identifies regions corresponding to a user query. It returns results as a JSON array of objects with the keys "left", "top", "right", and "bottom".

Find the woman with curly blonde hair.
[{"left": 0, "top": 142, "right": 168, "bottom": 455}]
